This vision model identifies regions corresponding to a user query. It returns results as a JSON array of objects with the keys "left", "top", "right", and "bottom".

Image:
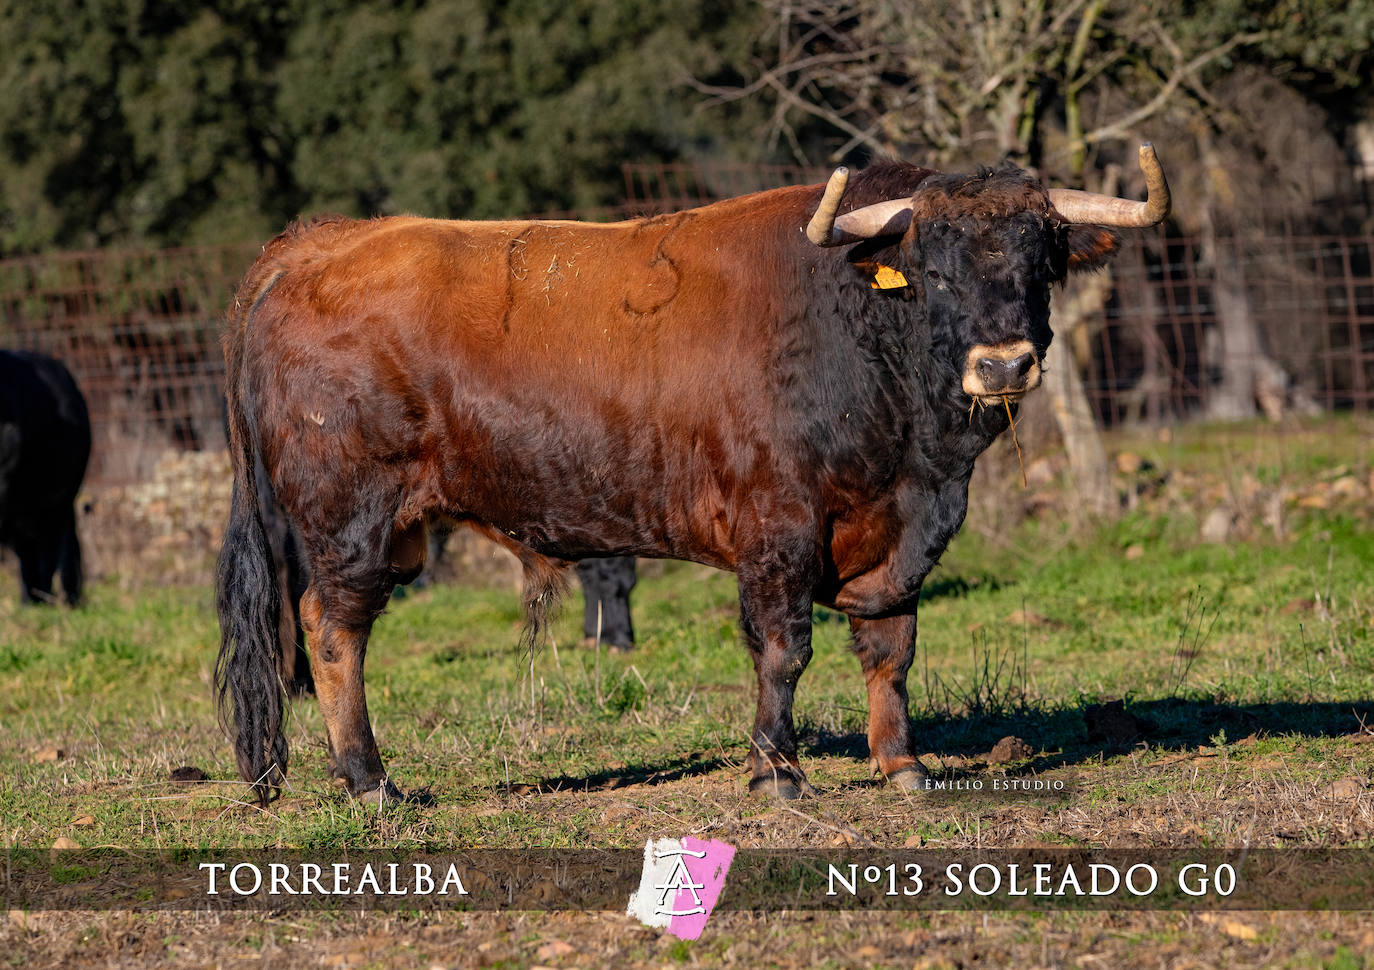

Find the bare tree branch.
[{"left": 1079, "top": 30, "right": 1269, "bottom": 148}]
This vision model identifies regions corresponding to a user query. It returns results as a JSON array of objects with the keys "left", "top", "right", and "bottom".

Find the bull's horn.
[
  {"left": 1047, "top": 143, "right": 1171, "bottom": 227},
  {"left": 806, "top": 167, "right": 849, "bottom": 244},
  {"left": 806, "top": 167, "right": 914, "bottom": 247}
]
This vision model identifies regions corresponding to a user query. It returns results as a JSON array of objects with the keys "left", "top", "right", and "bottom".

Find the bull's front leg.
[
  {"left": 737, "top": 556, "right": 818, "bottom": 799},
  {"left": 849, "top": 613, "right": 928, "bottom": 790}
]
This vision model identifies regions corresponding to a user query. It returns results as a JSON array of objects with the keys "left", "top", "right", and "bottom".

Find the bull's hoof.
[
  {"left": 748, "top": 772, "right": 817, "bottom": 800},
  {"left": 353, "top": 779, "right": 404, "bottom": 808},
  {"left": 886, "top": 765, "right": 930, "bottom": 791}
]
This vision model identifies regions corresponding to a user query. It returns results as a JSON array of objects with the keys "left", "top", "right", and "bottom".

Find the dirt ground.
[{"left": 6, "top": 908, "right": 1374, "bottom": 970}]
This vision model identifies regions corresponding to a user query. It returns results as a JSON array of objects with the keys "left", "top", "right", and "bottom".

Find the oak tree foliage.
[{"left": 0, "top": 0, "right": 759, "bottom": 252}]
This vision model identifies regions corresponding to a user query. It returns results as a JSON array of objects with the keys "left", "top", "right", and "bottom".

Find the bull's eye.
[{"left": 926, "top": 269, "right": 944, "bottom": 288}]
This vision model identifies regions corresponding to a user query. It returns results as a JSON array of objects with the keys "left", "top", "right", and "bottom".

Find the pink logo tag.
[{"left": 627, "top": 837, "right": 736, "bottom": 939}]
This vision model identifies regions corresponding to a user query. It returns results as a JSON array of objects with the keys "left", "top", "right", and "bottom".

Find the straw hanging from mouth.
[{"left": 1003, "top": 396, "right": 1027, "bottom": 488}]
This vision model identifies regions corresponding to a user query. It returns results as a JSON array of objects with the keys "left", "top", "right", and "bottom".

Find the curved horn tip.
[
  {"left": 1137, "top": 143, "right": 1171, "bottom": 223},
  {"left": 807, "top": 167, "right": 852, "bottom": 246}
]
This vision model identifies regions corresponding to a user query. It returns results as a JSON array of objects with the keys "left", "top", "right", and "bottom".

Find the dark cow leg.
[
  {"left": 738, "top": 562, "right": 817, "bottom": 799},
  {"left": 299, "top": 580, "right": 399, "bottom": 805},
  {"left": 15, "top": 535, "right": 52, "bottom": 604},
  {"left": 284, "top": 527, "right": 314, "bottom": 695},
  {"left": 35, "top": 529, "right": 63, "bottom": 601},
  {"left": 849, "top": 614, "right": 927, "bottom": 790},
  {"left": 408, "top": 520, "right": 452, "bottom": 591},
  {"left": 57, "top": 507, "right": 82, "bottom": 606},
  {"left": 274, "top": 567, "right": 303, "bottom": 693},
  {"left": 255, "top": 455, "right": 313, "bottom": 694},
  {"left": 285, "top": 636, "right": 314, "bottom": 696},
  {"left": 275, "top": 567, "right": 313, "bottom": 696},
  {"left": 274, "top": 525, "right": 314, "bottom": 696},
  {"left": 576, "top": 556, "right": 637, "bottom": 650}
]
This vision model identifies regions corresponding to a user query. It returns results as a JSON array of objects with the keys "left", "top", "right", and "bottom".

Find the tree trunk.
[
  {"left": 1118, "top": 271, "right": 1169, "bottom": 425},
  {"left": 1195, "top": 128, "right": 1295, "bottom": 422},
  {"left": 1202, "top": 227, "right": 1261, "bottom": 420},
  {"left": 1047, "top": 273, "right": 1117, "bottom": 519},
  {"left": 1040, "top": 163, "right": 1119, "bottom": 520}
]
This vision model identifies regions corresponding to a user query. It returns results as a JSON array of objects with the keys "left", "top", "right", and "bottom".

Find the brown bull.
[{"left": 217, "top": 146, "right": 1170, "bottom": 805}]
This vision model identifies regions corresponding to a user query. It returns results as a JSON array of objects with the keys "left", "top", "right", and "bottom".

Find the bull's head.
[{"left": 806, "top": 145, "right": 1170, "bottom": 403}]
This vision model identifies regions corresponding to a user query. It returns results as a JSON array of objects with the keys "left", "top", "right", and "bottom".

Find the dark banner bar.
[{"left": 4, "top": 849, "right": 1372, "bottom": 912}]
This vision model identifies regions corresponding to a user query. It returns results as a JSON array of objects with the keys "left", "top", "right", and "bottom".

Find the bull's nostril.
[
  {"left": 975, "top": 357, "right": 1015, "bottom": 392},
  {"left": 973, "top": 353, "right": 1034, "bottom": 393}
]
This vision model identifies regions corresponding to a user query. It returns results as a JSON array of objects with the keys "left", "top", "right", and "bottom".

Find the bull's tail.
[
  {"left": 215, "top": 286, "right": 287, "bottom": 807},
  {"left": 513, "top": 550, "right": 568, "bottom": 687}
]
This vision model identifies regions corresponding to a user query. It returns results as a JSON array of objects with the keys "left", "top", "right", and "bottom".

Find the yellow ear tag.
[{"left": 870, "top": 264, "right": 909, "bottom": 289}]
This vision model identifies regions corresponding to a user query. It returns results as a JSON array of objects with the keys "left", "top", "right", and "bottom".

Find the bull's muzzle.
[{"left": 963, "top": 340, "right": 1041, "bottom": 398}]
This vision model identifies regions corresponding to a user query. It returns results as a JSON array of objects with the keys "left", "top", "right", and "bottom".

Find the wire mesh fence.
[
  {"left": 0, "top": 242, "right": 259, "bottom": 483},
  {"left": 1093, "top": 229, "right": 1374, "bottom": 424},
  {"left": 1, "top": 166, "right": 1371, "bottom": 488},
  {"left": 621, "top": 161, "right": 829, "bottom": 212}
]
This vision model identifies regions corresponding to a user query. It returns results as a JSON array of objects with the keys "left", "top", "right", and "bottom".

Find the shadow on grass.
[
  {"left": 802, "top": 696, "right": 1374, "bottom": 772},
  {"left": 919, "top": 573, "right": 1006, "bottom": 603},
  {"left": 521, "top": 751, "right": 736, "bottom": 795},
  {"left": 516, "top": 698, "right": 1372, "bottom": 794}
]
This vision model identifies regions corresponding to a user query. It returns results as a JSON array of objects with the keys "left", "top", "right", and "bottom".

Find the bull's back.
[
  {"left": 236, "top": 202, "right": 813, "bottom": 566},
  {"left": 249, "top": 214, "right": 776, "bottom": 380}
]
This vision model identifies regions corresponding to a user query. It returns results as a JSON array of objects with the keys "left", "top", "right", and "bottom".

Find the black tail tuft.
[{"left": 216, "top": 331, "right": 288, "bottom": 807}]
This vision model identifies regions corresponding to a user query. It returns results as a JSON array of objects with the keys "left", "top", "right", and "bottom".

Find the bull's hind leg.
[
  {"left": 296, "top": 518, "right": 426, "bottom": 804},
  {"left": 737, "top": 556, "right": 818, "bottom": 799},
  {"left": 299, "top": 580, "right": 397, "bottom": 804},
  {"left": 849, "top": 614, "right": 927, "bottom": 790}
]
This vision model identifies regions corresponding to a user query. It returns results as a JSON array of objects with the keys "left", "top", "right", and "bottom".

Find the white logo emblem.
[{"left": 650, "top": 848, "right": 708, "bottom": 916}]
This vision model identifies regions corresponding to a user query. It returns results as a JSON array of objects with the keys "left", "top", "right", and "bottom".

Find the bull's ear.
[
  {"left": 848, "top": 255, "right": 907, "bottom": 289},
  {"left": 1066, "top": 226, "right": 1118, "bottom": 273},
  {"left": 848, "top": 244, "right": 915, "bottom": 294}
]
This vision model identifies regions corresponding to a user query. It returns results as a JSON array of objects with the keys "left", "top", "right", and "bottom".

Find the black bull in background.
[
  {"left": 218, "top": 146, "right": 1171, "bottom": 805},
  {"left": 0, "top": 350, "right": 90, "bottom": 606}
]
